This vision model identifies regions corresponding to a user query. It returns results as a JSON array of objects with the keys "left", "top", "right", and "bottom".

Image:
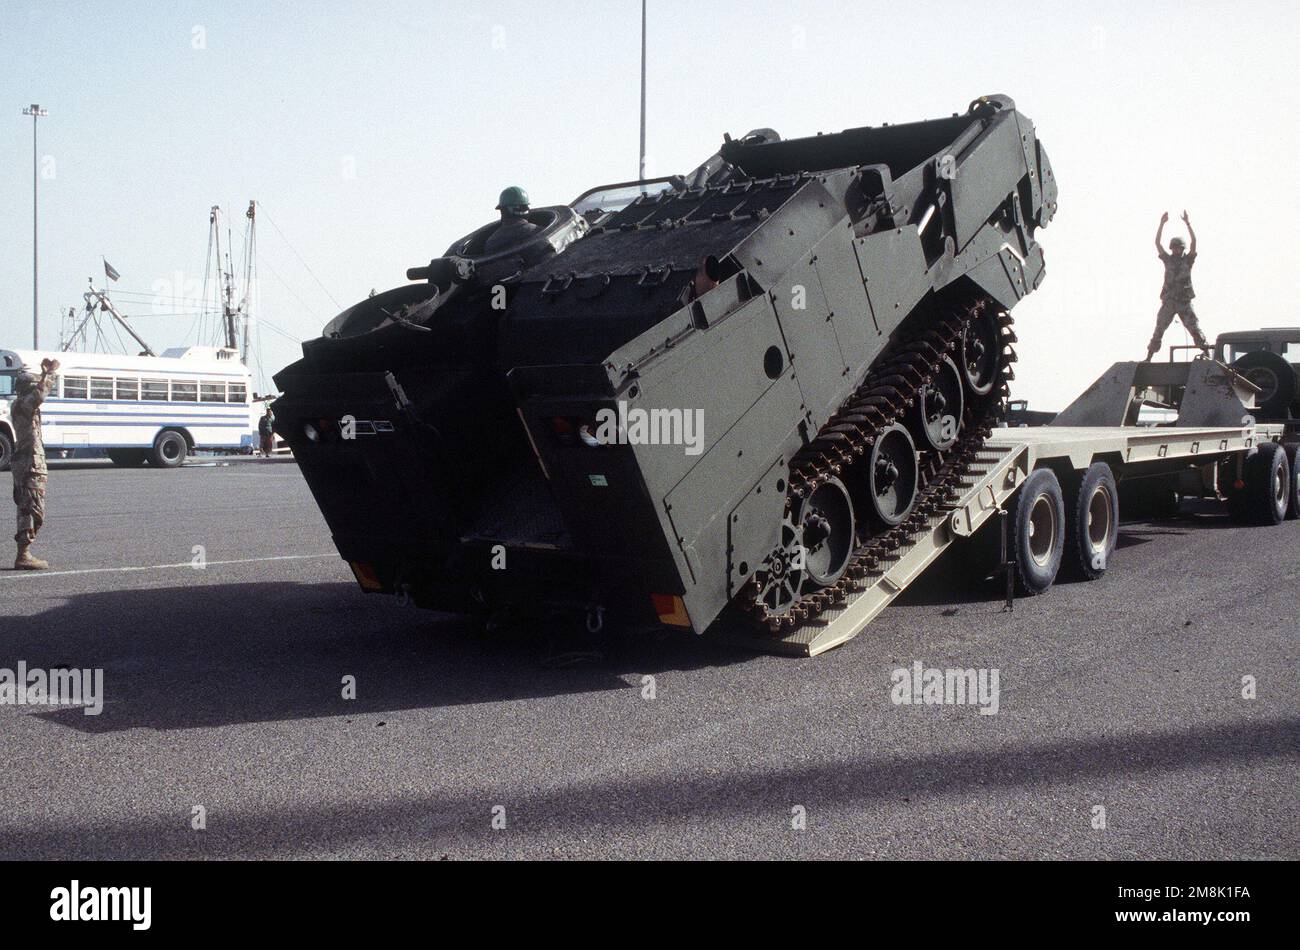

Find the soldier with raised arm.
[
  {"left": 11, "top": 357, "right": 59, "bottom": 570},
  {"left": 1146, "top": 211, "right": 1210, "bottom": 361}
]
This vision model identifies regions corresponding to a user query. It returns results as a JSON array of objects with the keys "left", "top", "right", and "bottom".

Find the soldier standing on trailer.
[
  {"left": 11, "top": 357, "right": 59, "bottom": 570},
  {"left": 1146, "top": 211, "right": 1210, "bottom": 361}
]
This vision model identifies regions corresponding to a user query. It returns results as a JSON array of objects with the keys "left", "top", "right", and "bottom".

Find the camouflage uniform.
[
  {"left": 12, "top": 371, "right": 55, "bottom": 552},
  {"left": 1148, "top": 249, "right": 1207, "bottom": 353}
]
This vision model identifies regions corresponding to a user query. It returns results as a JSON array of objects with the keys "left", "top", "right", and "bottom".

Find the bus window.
[
  {"left": 171, "top": 381, "right": 198, "bottom": 402},
  {"left": 200, "top": 382, "right": 226, "bottom": 403},
  {"left": 229, "top": 382, "right": 247, "bottom": 403},
  {"left": 116, "top": 378, "right": 140, "bottom": 400},
  {"left": 142, "top": 380, "right": 168, "bottom": 401},
  {"left": 90, "top": 377, "right": 114, "bottom": 400},
  {"left": 64, "top": 377, "right": 89, "bottom": 399}
]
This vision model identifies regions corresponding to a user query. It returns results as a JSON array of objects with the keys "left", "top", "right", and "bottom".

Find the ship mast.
[{"left": 208, "top": 201, "right": 257, "bottom": 362}]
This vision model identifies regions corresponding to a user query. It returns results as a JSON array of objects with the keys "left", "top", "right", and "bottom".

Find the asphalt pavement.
[{"left": 0, "top": 457, "right": 1295, "bottom": 859}]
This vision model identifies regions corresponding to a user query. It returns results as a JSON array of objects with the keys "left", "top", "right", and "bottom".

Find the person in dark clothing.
[
  {"left": 483, "top": 186, "right": 538, "bottom": 255},
  {"left": 258, "top": 408, "right": 275, "bottom": 457}
]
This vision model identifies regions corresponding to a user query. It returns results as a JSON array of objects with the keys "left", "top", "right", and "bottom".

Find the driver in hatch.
[{"left": 483, "top": 186, "right": 538, "bottom": 254}]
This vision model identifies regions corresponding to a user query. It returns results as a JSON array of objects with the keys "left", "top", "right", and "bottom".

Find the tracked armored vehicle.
[{"left": 273, "top": 94, "right": 1057, "bottom": 640}]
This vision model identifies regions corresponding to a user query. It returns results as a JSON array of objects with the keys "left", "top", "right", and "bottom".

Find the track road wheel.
[
  {"left": 1068, "top": 463, "right": 1118, "bottom": 579},
  {"left": 1233, "top": 442, "right": 1290, "bottom": 526},
  {"left": 906, "top": 356, "right": 964, "bottom": 452},
  {"left": 1012, "top": 468, "right": 1065, "bottom": 595},
  {"left": 798, "top": 477, "right": 855, "bottom": 588},
  {"left": 863, "top": 424, "right": 918, "bottom": 529},
  {"left": 1284, "top": 444, "right": 1300, "bottom": 521},
  {"left": 151, "top": 430, "right": 188, "bottom": 468},
  {"left": 960, "top": 310, "right": 1002, "bottom": 398}
]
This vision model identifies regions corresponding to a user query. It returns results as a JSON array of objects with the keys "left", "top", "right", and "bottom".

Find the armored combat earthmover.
[{"left": 272, "top": 94, "right": 1058, "bottom": 640}]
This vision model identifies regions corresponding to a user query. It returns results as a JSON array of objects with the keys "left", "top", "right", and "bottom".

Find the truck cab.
[{"left": 1214, "top": 328, "right": 1300, "bottom": 422}]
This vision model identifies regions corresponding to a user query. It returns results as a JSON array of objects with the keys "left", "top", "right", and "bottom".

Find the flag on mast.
[{"left": 103, "top": 259, "right": 120, "bottom": 282}]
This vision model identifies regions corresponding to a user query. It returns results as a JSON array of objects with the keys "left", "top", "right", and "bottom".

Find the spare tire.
[{"left": 1232, "top": 351, "right": 1297, "bottom": 420}]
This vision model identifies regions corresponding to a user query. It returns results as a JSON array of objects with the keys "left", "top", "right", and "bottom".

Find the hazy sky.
[{"left": 2, "top": 0, "right": 1297, "bottom": 406}]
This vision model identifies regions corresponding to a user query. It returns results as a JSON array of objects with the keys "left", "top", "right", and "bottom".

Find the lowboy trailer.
[{"left": 718, "top": 356, "right": 1297, "bottom": 656}]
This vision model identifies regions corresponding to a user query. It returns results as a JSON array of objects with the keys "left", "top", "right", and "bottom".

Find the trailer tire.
[
  {"left": 0, "top": 430, "right": 12, "bottom": 472},
  {"left": 1284, "top": 444, "right": 1300, "bottom": 521},
  {"left": 151, "top": 430, "right": 188, "bottom": 469},
  {"left": 1234, "top": 442, "right": 1289, "bottom": 526},
  {"left": 1011, "top": 468, "right": 1065, "bottom": 595},
  {"left": 1068, "top": 462, "right": 1118, "bottom": 580}
]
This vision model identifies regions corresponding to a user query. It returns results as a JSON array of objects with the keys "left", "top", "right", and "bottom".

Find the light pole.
[
  {"left": 22, "top": 104, "right": 48, "bottom": 350},
  {"left": 639, "top": 0, "right": 646, "bottom": 182}
]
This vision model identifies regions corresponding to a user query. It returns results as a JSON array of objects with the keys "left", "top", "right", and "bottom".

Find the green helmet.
[{"left": 496, "top": 186, "right": 530, "bottom": 215}]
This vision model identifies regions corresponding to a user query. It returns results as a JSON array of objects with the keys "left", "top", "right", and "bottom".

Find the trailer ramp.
[{"left": 713, "top": 441, "right": 1029, "bottom": 657}]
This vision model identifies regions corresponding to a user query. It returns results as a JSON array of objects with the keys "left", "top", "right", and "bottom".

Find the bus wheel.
[
  {"left": 1068, "top": 463, "right": 1118, "bottom": 579},
  {"left": 151, "top": 431, "right": 188, "bottom": 468},
  {"left": 1011, "top": 468, "right": 1065, "bottom": 595},
  {"left": 0, "top": 431, "right": 12, "bottom": 472}
]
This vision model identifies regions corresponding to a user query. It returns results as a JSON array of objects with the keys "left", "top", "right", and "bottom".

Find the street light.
[
  {"left": 639, "top": 1, "right": 646, "bottom": 183},
  {"left": 22, "top": 103, "right": 48, "bottom": 350}
]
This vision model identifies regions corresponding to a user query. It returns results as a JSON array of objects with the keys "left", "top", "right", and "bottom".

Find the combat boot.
[{"left": 14, "top": 545, "right": 49, "bottom": 571}]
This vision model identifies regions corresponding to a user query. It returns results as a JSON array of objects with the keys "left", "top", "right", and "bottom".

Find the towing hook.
[{"left": 585, "top": 604, "right": 606, "bottom": 634}]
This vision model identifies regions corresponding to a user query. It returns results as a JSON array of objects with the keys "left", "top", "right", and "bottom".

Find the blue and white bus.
[{"left": 0, "top": 346, "right": 258, "bottom": 470}]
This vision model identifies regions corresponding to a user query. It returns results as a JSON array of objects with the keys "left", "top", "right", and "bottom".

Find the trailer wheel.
[
  {"left": 1231, "top": 442, "right": 1290, "bottom": 526},
  {"left": 1284, "top": 444, "right": 1300, "bottom": 521},
  {"left": 1069, "top": 463, "right": 1118, "bottom": 579},
  {"left": 0, "top": 431, "right": 12, "bottom": 472},
  {"left": 151, "top": 430, "right": 188, "bottom": 468},
  {"left": 1012, "top": 468, "right": 1065, "bottom": 595}
]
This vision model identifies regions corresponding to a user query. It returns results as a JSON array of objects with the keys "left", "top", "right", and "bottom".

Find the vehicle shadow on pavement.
[
  {"left": 13, "top": 581, "right": 745, "bottom": 734},
  {"left": 6, "top": 714, "right": 1296, "bottom": 859}
]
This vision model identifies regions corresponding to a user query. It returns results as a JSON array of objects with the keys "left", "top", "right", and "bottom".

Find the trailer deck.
[{"left": 715, "top": 421, "right": 1286, "bottom": 656}]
